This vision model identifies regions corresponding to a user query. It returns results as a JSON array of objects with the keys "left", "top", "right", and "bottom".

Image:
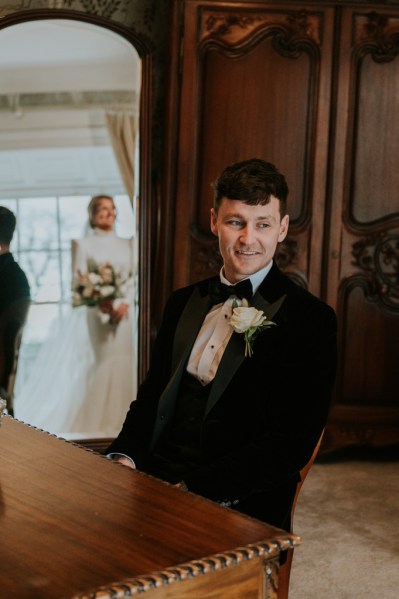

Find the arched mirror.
[{"left": 0, "top": 10, "right": 152, "bottom": 445}]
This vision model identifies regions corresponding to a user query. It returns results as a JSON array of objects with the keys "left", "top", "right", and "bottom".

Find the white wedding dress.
[{"left": 14, "top": 228, "right": 137, "bottom": 439}]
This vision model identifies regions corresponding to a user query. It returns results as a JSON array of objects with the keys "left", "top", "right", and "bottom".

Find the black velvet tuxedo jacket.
[{"left": 108, "top": 261, "right": 337, "bottom": 529}]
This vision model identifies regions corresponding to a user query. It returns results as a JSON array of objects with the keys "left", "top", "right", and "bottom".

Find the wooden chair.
[
  {"left": 0, "top": 296, "right": 30, "bottom": 416},
  {"left": 277, "top": 431, "right": 325, "bottom": 599}
]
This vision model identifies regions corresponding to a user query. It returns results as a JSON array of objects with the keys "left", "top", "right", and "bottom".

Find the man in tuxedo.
[{"left": 107, "top": 158, "right": 337, "bottom": 531}]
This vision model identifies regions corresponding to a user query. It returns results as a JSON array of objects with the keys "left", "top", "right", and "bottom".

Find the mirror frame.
[{"left": 0, "top": 7, "right": 153, "bottom": 395}]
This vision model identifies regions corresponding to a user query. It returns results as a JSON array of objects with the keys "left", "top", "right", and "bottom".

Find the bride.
[{"left": 14, "top": 195, "right": 137, "bottom": 438}]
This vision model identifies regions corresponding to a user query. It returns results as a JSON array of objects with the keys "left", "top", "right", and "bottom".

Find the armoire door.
[
  {"left": 162, "top": 0, "right": 399, "bottom": 453},
  {"left": 325, "top": 6, "right": 399, "bottom": 452}
]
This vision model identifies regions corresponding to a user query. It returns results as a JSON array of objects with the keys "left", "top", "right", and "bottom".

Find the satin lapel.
[
  {"left": 251, "top": 292, "right": 287, "bottom": 319},
  {"left": 150, "top": 287, "right": 210, "bottom": 450},
  {"left": 205, "top": 292, "right": 286, "bottom": 417},
  {"left": 172, "top": 287, "right": 211, "bottom": 371}
]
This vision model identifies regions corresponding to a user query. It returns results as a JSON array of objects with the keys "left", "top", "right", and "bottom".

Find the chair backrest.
[
  {"left": 0, "top": 296, "right": 31, "bottom": 415},
  {"left": 277, "top": 431, "right": 324, "bottom": 599}
]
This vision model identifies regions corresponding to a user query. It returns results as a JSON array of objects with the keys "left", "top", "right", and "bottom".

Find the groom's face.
[{"left": 210, "top": 197, "right": 289, "bottom": 283}]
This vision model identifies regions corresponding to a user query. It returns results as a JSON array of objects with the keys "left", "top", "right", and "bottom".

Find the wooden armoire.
[{"left": 160, "top": 0, "right": 399, "bottom": 454}]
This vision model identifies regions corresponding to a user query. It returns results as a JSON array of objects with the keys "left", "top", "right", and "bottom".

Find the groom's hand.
[{"left": 114, "top": 455, "right": 136, "bottom": 469}]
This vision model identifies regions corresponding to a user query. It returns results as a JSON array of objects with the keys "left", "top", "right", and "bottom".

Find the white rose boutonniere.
[{"left": 229, "top": 298, "right": 276, "bottom": 357}]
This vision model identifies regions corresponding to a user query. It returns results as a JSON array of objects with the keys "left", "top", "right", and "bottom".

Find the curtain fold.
[{"left": 105, "top": 109, "right": 138, "bottom": 202}]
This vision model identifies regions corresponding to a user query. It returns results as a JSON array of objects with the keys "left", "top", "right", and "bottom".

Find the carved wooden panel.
[
  {"left": 173, "top": 2, "right": 334, "bottom": 296},
  {"left": 324, "top": 7, "right": 399, "bottom": 452}
]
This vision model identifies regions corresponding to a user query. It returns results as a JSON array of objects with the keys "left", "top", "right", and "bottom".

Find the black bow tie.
[{"left": 208, "top": 278, "right": 253, "bottom": 305}]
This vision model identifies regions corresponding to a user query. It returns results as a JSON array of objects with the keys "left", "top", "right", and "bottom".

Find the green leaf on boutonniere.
[{"left": 229, "top": 298, "right": 276, "bottom": 357}]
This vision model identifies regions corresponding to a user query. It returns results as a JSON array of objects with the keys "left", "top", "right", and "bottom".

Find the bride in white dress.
[{"left": 14, "top": 195, "right": 137, "bottom": 438}]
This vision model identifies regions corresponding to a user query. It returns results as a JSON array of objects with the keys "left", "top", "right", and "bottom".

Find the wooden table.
[{"left": 0, "top": 416, "right": 300, "bottom": 598}]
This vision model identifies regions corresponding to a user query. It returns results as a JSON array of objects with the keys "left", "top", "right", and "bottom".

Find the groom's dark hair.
[
  {"left": 212, "top": 158, "right": 289, "bottom": 216},
  {"left": 0, "top": 206, "right": 17, "bottom": 246}
]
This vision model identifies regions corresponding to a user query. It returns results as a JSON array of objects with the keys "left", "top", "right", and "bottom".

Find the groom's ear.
[
  {"left": 278, "top": 214, "right": 289, "bottom": 243},
  {"left": 210, "top": 208, "right": 218, "bottom": 237}
]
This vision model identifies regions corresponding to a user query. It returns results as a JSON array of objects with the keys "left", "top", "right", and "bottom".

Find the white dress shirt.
[{"left": 187, "top": 262, "right": 273, "bottom": 385}]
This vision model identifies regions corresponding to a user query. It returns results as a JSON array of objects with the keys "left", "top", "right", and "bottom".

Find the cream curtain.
[{"left": 105, "top": 109, "right": 138, "bottom": 202}]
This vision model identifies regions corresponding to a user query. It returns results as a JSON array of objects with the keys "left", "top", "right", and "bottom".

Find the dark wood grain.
[{"left": 0, "top": 416, "right": 298, "bottom": 598}]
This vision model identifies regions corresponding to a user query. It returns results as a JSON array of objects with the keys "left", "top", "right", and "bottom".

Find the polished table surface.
[{"left": 0, "top": 416, "right": 299, "bottom": 598}]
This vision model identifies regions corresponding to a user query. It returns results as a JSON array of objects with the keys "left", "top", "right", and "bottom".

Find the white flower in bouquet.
[
  {"left": 88, "top": 272, "right": 102, "bottom": 286},
  {"left": 99, "top": 285, "right": 116, "bottom": 298}
]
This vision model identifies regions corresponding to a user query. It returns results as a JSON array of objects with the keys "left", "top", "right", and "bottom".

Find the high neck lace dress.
[{"left": 14, "top": 228, "right": 137, "bottom": 439}]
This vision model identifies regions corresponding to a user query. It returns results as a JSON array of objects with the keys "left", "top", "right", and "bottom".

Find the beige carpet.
[{"left": 289, "top": 452, "right": 399, "bottom": 598}]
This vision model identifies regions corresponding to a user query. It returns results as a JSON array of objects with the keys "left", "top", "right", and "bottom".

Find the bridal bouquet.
[{"left": 72, "top": 259, "right": 131, "bottom": 325}]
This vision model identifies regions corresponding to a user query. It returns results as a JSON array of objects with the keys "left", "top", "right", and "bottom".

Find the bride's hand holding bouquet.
[{"left": 98, "top": 297, "right": 129, "bottom": 325}]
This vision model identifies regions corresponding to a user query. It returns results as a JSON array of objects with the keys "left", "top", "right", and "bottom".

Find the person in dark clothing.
[
  {"left": 0, "top": 206, "right": 30, "bottom": 409},
  {"left": 107, "top": 158, "right": 337, "bottom": 532},
  {"left": 0, "top": 206, "right": 30, "bottom": 312}
]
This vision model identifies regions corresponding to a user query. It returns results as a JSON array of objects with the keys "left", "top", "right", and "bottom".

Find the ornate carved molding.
[
  {"left": 200, "top": 8, "right": 322, "bottom": 57},
  {"left": 71, "top": 538, "right": 298, "bottom": 598},
  {"left": 351, "top": 232, "right": 399, "bottom": 310},
  {"left": 355, "top": 11, "right": 399, "bottom": 62},
  {"left": 273, "top": 10, "right": 321, "bottom": 59},
  {"left": 189, "top": 226, "right": 221, "bottom": 280},
  {"left": 192, "top": 242, "right": 223, "bottom": 279},
  {"left": 275, "top": 238, "right": 298, "bottom": 270}
]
